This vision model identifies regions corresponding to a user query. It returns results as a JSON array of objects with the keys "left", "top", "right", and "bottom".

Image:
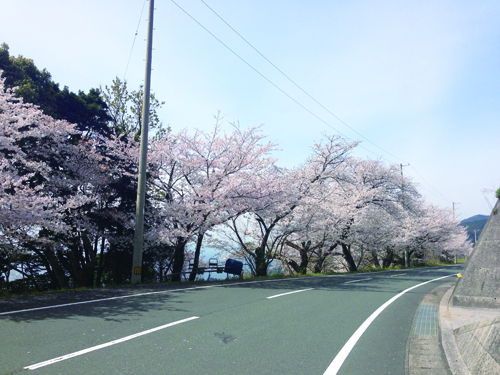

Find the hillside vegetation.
[{"left": 460, "top": 215, "right": 489, "bottom": 246}]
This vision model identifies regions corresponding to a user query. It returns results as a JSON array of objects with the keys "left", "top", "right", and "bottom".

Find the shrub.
[
  {"left": 496, "top": 188, "right": 500, "bottom": 199},
  {"left": 426, "top": 258, "right": 441, "bottom": 266}
]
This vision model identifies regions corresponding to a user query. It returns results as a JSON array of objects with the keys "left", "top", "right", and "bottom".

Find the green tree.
[
  {"left": 0, "top": 43, "right": 112, "bottom": 138},
  {"left": 101, "top": 77, "right": 167, "bottom": 140},
  {"left": 0, "top": 43, "right": 140, "bottom": 291}
]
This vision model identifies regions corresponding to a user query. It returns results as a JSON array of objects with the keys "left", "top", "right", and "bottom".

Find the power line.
[
  {"left": 124, "top": 0, "right": 147, "bottom": 81},
  {"left": 171, "top": 0, "right": 453, "bottom": 203},
  {"left": 199, "top": 0, "right": 408, "bottom": 164},
  {"left": 170, "top": 0, "right": 384, "bottom": 160},
  {"left": 409, "top": 165, "right": 453, "bottom": 203},
  {"left": 199, "top": 0, "right": 458, "bottom": 205}
]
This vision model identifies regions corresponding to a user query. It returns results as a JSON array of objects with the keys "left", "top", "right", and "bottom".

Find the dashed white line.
[
  {"left": 343, "top": 278, "right": 372, "bottom": 284},
  {"left": 24, "top": 316, "right": 199, "bottom": 370},
  {"left": 266, "top": 288, "right": 314, "bottom": 299},
  {"left": 388, "top": 273, "right": 407, "bottom": 277},
  {"left": 323, "top": 274, "right": 454, "bottom": 375}
]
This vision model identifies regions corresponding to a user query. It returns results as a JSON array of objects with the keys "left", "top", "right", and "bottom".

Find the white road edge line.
[
  {"left": 343, "top": 278, "right": 372, "bottom": 284},
  {"left": 1, "top": 278, "right": 290, "bottom": 316},
  {"left": 24, "top": 316, "right": 199, "bottom": 370},
  {"left": 0, "top": 287, "right": 214, "bottom": 316},
  {"left": 8, "top": 267, "right": 435, "bottom": 316},
  {"left": 323, "top": 274, "right": 455, "bottom": 375},
  {"left": 266, "top": 288, "right": 314, "bottom": 299},
  {"left": 4, "top": 271, "right": 405, "bottom": 316}
]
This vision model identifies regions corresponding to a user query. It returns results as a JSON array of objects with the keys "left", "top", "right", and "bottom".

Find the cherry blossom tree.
[
  {"left": 0, "top": 76, "right": 74, "bottom": 239},
  {"left": 274, "top": 181, "right": 355, "bottom": 274},
  {"left": 1, "top": 74, "right": 138, "bottom": 289},
  {"left": 1, "top": 68, "right": 472, "bottom": 290},
  {"left": 396, "top": 203, "right": 472, "bottom": 264},
  {"left": 272, "top": 158, "right": 425, "bottom": 273},
  {"left": 147, "top": 115, "right": 277, "bottom": 281},
  {"left": 221, "top": 135, "right": 358, "bottom": 276},
  {"left": 288, "top": 158, "right": 404, "bottom": 272}
]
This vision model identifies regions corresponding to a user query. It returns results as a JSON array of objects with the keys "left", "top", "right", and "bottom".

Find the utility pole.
[
  {"left": 131, "top": 0, "right": 155, "bottom": 284},
  {"left": 473, "top": 229, "right": 479, "bottom": 245},
  {"left": 400, "top": 163, "right": 410, "bottom": 267},
  {"left": 452, "top": 202, "right": 460, "bottom": 264},
  {"left": 452, "top": 202, "right": 459, "bottom": 220},
  {"left": 400, "top": 163, "right": 409, "bottom": 176}
]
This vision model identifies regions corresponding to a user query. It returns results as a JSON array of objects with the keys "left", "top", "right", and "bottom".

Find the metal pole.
[
  {"left": 131, "top": 0, "right": 155, "bottom": 284},
  {"left": 400, "top": 163, "right": 409, "bottom": 267}
]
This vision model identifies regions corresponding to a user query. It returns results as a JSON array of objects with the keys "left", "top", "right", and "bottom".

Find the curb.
[{"left": 439, "top": 286, "right": 471, "bottom": 375}]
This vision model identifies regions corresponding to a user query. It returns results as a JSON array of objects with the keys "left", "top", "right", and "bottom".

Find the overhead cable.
[
  {"left": 124, "top": 0, "right": 147, "bottom": 80},
  {"left": 199, "top": 0, "right": 407, "bottom": 164},
  {"left": 170, "top": 0, "right": 383, "bottom": 160},
  {"left": 171, "top": 0, "right": 453, "bottom": 203}
]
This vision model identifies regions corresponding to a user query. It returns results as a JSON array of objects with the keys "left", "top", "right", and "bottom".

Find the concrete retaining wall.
[
  {"left": 452, "top": 199, "right": 500, "bottom": 308},
  {"left": 454, "top": 316, "right": 500, "bottom": 374}
]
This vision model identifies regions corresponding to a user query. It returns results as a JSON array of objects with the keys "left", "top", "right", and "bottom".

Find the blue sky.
[{"left": 2, "top": 0, "right": 499, "bottom": 218}]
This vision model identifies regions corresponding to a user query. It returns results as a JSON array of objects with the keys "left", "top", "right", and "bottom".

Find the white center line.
[
  {"left": 24, "top": 316, "right": 199, "bottom": 370},
  {"left": 323, "top": 274, "right": 454, "bottom": 375},
  {"left": 388, "top": 273, "right": 407, "bottom": 277},
  {"left": 266, "top": 288, "right": 314, "bottom": 299},
  {"left": 343, "top": 278, "right": 372, "bottom": 284}
]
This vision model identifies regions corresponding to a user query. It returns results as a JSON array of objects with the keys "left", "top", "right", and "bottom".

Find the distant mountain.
[
  {"left": 461, "top": 215, "right": 489, "bottom": 224},
  {"left": 460, "top": 215, "right": 489, "bottom": 245}
]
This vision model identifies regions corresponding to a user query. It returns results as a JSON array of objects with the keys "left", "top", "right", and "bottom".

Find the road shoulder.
[{"left": 406, "top": 282, "right": 455, "bottom": 375}]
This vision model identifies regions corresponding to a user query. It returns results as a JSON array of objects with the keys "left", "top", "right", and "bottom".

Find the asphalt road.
[{"left": 0, "top": 265, "right": 463, "bottom": 375}]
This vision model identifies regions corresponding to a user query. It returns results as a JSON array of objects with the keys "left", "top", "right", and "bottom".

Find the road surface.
[{"left": 0, "top": 265, "right": 463, "bottom": 375}]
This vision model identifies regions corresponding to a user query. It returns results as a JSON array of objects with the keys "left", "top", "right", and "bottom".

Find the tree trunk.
[
  {"left": 254, "top": 245, "right": 268, "bottom": 277},
  {"left": 189, "top": 232, "right": 205, "bottom": 281},
  {"left": 313, "top": 257, "right": 324, "bottom": 274},
  {"left": 81, "top": 232, "right": 96, "bottom": 288},
  {"left": 68, "top": 242, "right": 84, "bottom": 288},
  {"left": 298, "top": 246, "right": 310, "bottom": 274},
  {"left": 253, "top": 224, "right": 276, "bottom": 277},
  {"left": 371, "top": 249, "right": 380, "bottom": 268},
  {"left": 171, "top": 238, "right": 188, "bottom": 282},
  {"left": 338, "top": 219, "right": 357, "bottom": 272},
  {"left": 42, "top": 247, "right": 69, "bottom": 289},
  {"left": 382, "top": 248, "right": 394, "bottom": 268},
  {"left": 95, "top": 237, "right": 106, "bottom": 287},
  {"left": 285, "top": 241, "right": 310, "bottom": 275},
  {"left": 288, "top": 259, "right": 300, "bottom": 273},
  {"left": 289, "top": 248, "right": 310, "bottom": 274},
  {"left": 341, "top": 243, "right": 357, "bottom": 272}
]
